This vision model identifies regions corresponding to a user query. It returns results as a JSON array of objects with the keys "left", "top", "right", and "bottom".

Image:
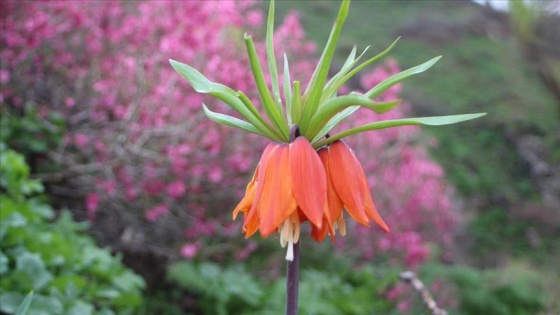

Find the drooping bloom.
[
  {"left": 314, "top": 140, "right": 390, "bottom": 242},
  {"left": 233, "top": 136, "right": 327, "bottom": 260},
  {"left": 233, "top": 137, "right": 391, "bottom": 259}
]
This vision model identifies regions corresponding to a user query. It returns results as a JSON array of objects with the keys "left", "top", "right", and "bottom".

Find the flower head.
[
  {"left": 233, "top": 136, "right": 392, "bottom": 259},
  {"left": 233, "top": 136, "right": 327, "bottom": 259}
]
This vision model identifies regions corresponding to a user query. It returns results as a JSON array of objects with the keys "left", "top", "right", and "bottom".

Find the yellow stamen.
[
  {"left": 332, "top": 213, "right": 347, "bottom": 237},
  {"left": 338, "top": 214, "right": 347, "bottom": 236}
]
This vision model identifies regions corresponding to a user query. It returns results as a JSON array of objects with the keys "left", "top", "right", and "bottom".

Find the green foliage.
[
  {"left": 469, "top": 207, "right": 557, "bottom": 262},
  {"left": 167, "top": 261, "right": 397, "bottom": 315},
  {"left": 168, "top": 261, "right": 264, "bottom": 315},
  {"left": 0, "top": 144, "right": 44, "bottom": 202},
  {"left": 0, "top": 106, "right": 65, "bottom": 159},
  {"left": 421, "top": 263, "right": 548, "bottom": 315},
  {"left": 137, "top": 291, "right": 185, "bottom": 315},
  {"left": 15, "top": 291, "right": 33, "bottom": 315},
  {"left": 429, "top": 126, "right": 538, "bottom": 201},
  {"left": 0, "top": 145, "right": 145, "bottom": 315}
]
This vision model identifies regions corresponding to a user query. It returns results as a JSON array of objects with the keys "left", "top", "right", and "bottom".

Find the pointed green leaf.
[
  {"left": 202, "top": 105, "right": 266, "bottom": 137},
  {"left": 283, "top": 54, "right": 293, "bottom": 125},
  {"left": 244, "top": 34, "right": 288, "bottom": 140},
  {"left": 365, "top": 56, "right": 441, "bottom": 99},
  {"left": 300, "top": 0, "right": 350, "bottom": 133},
  {"left": 291, "top": 81, "right": 302, "bottom": 125},
  {"left": 340, "top": 45, "right": 359, "bottom": 71},
  {"left": 314, "top": 113, "right": 487, "bottom": 148},
  {"left": 322, "top": 44, "right": 363, "bottom": 101},
  {"left": 305, "top": 94, "right": 401, "bottom": 139},
  {"left": 266, "top": 0, "right": 282, "bottom": 108},
  {"left": 311, "top": 105, "right": 360, "bottom": 143},
  {"left": 170, "top": 59, "right": 230, "bottom": 95},
  {"left": 170, "top": 59, "right": 278, "bottom": 140},
  {"left": 237, "top": 91, "right": 284, "bottom": 140},
  {"left": 324, "top": 37, "right": 400, "bottom": 101}
]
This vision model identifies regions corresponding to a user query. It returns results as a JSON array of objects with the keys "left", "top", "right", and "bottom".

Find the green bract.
[{"left": 169, "top": 0, "right": 485, "bottom": 148}]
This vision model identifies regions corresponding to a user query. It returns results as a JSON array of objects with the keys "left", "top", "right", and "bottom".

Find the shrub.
[
  {"left": 0, "top": 144, "right": 145, "bottom": 315},
  {"left": 420, "top": 263, "right": 548, "bottom": 315},
  {"left": 166, "top": 260, "right": 398, "bottom": 315}
]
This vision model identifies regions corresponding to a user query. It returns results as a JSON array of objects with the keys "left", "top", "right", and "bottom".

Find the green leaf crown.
[{"left": 170, "top": 0, "right": 485, "bottom": 148}]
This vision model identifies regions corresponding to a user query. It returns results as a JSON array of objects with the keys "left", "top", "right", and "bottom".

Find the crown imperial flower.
[
  {"left": 170, "top": 0, "right": 485, "bottom": 261},
  {"left": 233, "top": 135, "right": 327, "bottom": 260}
]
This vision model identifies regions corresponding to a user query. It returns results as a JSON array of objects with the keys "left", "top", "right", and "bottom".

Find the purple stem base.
[{"left": 285, "top": 241, "right": 300, "bottom": 315}]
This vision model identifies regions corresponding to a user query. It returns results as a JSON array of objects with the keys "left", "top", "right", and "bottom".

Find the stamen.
[
  {"left": 279, "top": 214, "right": 301, "bottom": 261},
  {"left": 286, "top": 240, "right": 294, "bottom": 261},
  {"left": 293, "top": 218, "right": 300, "bottom": 243},
  {"left": 280, "top": 219, "right": 290, "bottom": 248},
  {"left": 338, "top": 214, "right": 347, "bottom": 236},
  {"left": 287, "top": 218, "right": 294, "bottom": 242}
]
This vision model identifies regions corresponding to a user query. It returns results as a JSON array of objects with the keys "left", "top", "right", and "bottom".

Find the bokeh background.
[{"left": 1, "top": 0, "right": 558, "bottom": 314}]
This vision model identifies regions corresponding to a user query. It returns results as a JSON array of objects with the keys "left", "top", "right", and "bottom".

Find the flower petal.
[
  {"left": 245, "top": 143, "right": 277, "bottom": 233},
  {"left": 363, "top": 185, "right": 390, "bottom": 232},
  {"left": 256, "top": 144, "right": 298, "bottom": 237},
  {"left": 318, "top": 147, "right": 344, "bottom": 226},
  {"left": 327, "top": 140, "right": 370, "bottom": 226},
  {"left": 233, "top": 166, "right": 259, "bottom": 220},
  {"left": 289, "top": 137, "right": 326, "bottom": 228},
  {"left": 311, "top": 216, "right": 331, "bottom": 242},
  {"left": 233, "top": 183, "right": 256, "bottom": 220},
  {"left": 244, "top": 208, "right": 260, "bottom": 238}
]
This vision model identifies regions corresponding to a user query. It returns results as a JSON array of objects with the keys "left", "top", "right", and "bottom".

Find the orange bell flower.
[
  {"left": 233, "top": 136, "right": 327, "bottom": 260},
  {"left": 313, "top": 140, "right": 390, "bottom": 242},
  {"left": 234, "top": 137, "right": 390, "bottom": 259}
]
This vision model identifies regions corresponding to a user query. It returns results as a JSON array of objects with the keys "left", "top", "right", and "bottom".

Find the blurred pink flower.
[
  {"left": 166, "top": 180, "right": 186, "bottom": 199},
  {"left": 144, "top": 180, "right": 165, "bottom": 197},
  {"left": 85, "top": 193, "right": 100, "bottom": 220},
  {"left": 208, "top": 166, "right": 223, "bottom": 183},
  {"left": 103, "top": 180, "right": 117, "bottom": 196},
  {"left": 234, "top": 242, "right": 258, "bottom": 261},
  {"left": 64, "top": 97, "right": 75, "bottom": 108},
  {"left": 386, "top": 286, "right": 403, "bottom": 301},
  {"left": 0, "top": 69, "right": 10, "bottom": 84},
  {"left": 181, "top": 243, "right": 198, "bottom": 259},
  {"left": 398, "top": 301, "right": 411, "bottom": 313},
  {"left": 73, "top": 133, "right": 89, "bottom": 148},
  {"left": 146, "top": 203, "right": 169, "bottom": 222}
]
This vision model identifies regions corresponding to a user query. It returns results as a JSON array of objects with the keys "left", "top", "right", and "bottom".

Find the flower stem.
[{"left": 285, "top": 241, "right": 300, "bottom": 315}]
